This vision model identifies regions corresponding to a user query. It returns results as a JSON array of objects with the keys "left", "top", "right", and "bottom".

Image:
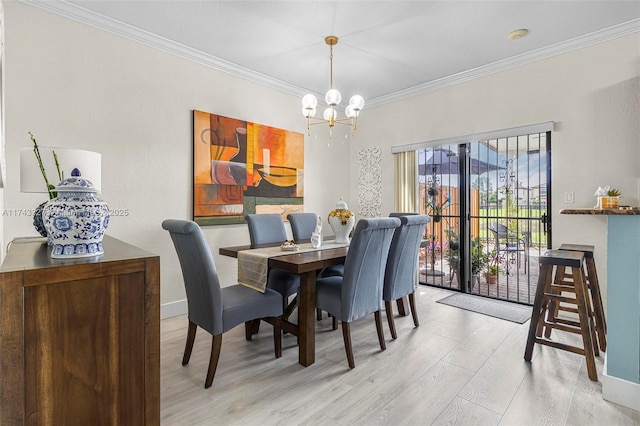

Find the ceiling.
[{"left": 28, "top": 1, "right": 640, "bottom": 108}]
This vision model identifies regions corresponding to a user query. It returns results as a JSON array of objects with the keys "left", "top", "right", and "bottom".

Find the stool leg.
[
  {"left": 525, "top": 263, "right": 553, "bottom": 361},
  {"left": 571, "top": 266, "right": 598, "bottom": 381},
  {"left": 581, "top": 265, "right": 600, "bottom": 357},
  {"left": 586, "top": 257, "right": 607, "bottom": 351},
  {"left": 543, "top": 265, "right": 565, "bottom": 338}
]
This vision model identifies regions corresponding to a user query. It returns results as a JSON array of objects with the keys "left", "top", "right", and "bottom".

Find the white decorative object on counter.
[
  {"left": 43, "top": 170, "right": 110, "bottom": 258},
  {"left": 311, "top": 214, "right": 323, "bottom": 248},
  {"left": 328, "top": 198, "right": 355, "bottom": 244}
]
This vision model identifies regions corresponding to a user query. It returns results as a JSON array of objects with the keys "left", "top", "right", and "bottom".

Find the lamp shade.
[{"left": 20, "top": 147, "right": 102, "bottom": 193}]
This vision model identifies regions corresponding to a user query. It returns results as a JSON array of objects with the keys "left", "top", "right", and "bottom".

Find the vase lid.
[
  {"left": 335, "top": 198, "right": 349, "bottom": 210},
  {"left": 54, "top": 168, "right": 98, "bottom": 193}
]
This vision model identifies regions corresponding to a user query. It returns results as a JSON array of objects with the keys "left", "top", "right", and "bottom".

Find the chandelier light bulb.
[
  {"left": 325, "top": 89, "right": 342, "bottom": 106},
  {"left": 323, "top": 107, "right": 337, "bottom": 121},
  {"left": 349, "top": 95, "right": 364, "bottom": 111},
  {"left": 345, "top": 105, "right": 356, "bottom": 118},
  {"left": 302, "top": 94, "right": 318, "bottom": 109},
  {"left": 302, "top": 106, "right": 316, "bottom": 118}
]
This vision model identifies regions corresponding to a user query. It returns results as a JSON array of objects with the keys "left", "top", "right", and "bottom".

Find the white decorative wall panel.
[{"left": 357, "top": 147, "right": 382, "bottom": 218}]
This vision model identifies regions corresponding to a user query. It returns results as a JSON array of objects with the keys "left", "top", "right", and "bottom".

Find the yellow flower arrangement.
[{"left": 329, "top": 208, "right": 354, "bottom": 225}]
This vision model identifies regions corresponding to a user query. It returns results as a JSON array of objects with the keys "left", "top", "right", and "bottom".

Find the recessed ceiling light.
[{"left": 507, "top": 29, "right": 529, "bottom": 40}]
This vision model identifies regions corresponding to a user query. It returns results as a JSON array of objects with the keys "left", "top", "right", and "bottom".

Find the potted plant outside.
[
  {"left": 483, "top": 251, "right": 504, "bottom": 284},
  {"left": 471, "top": 238, "right": 490, "bottom": 276},
  {"left": 427, "top": 195, "right": 450, "bottom": 223},
  {"left": 444, "top": 228, "right": 460, "bottom": 280}
]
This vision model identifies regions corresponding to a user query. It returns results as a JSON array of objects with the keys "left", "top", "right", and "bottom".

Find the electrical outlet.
[{"left": 564, "top": 191, "right": 575, "bottom": 203}]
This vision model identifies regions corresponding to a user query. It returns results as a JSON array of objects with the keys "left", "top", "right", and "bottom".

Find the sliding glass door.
[{"left": 418, "top": 132, "right": 551, "bottom": 305}]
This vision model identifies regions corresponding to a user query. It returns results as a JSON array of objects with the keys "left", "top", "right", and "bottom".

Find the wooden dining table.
[{"left": 219, "top": 243, "right": 348, "bottom": 367}]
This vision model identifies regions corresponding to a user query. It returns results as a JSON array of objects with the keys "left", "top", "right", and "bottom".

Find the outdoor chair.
[
  {"left": 162, "top": 219, "right": 282, "bottom": 388},
  {"left": 315, "top": 217, "right": 400, "bottom": 368},
  {"left": 383, "top": 214, "right": 430, "bottom": 339},
  {"left": 488, "top": 223, "right": 530, "bottom": 274}
]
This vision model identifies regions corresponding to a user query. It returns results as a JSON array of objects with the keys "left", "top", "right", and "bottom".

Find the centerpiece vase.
[
  {"left": 328, "top": 198, "right": 355, "bottom": 244},
  {"left": 328, "top": 215, "right": 355, "bottom": 244}
]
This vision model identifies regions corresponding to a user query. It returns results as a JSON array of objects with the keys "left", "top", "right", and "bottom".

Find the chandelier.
[{"left": 301, "top": 36, "right": 364, "bottom": 137}]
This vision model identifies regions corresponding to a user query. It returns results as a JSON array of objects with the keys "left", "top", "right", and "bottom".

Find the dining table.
[{"left": 219, "top": 242, "right": 348, "bottom": 367}]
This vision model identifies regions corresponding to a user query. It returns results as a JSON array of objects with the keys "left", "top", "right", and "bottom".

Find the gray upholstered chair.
[
  {"left": 287, "top": 212, "right": 318, "bottom": 243},
  {"left": 245, "top": 214, "right": 300, "bottom": 316},
  {"left": 288, "top": 212, "right": 344, "bottom": 278},
  {"left": 162, "top": 219, "right": 283, "bottom": 388},
  {"left": 287, "top": 212, "right": 343, "bottom": 320},
  {"left": 315, "top": 217, "right": 400, "bottom": 368},
  {"left": 383, "top": 214, "right": 430, "bottom": 339}
]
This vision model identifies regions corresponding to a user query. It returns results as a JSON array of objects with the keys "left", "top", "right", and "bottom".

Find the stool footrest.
[
  {"left": 551, "top": 317, "right": 581, "bottom": 329},
  {"left": 553, "top": 282, "right": 578, "bottom": 290},
  {"left": 534, "top": 337, "right": 586, "bottom": 356},
  {"left": 543, "top": 293, "right": 577, "bottom": 304},
  {"left": 558, "top": 306, "right": 579, "bottom": 314}
]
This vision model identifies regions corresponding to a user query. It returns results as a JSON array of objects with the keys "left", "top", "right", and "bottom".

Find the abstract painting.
[{"left": 193, "top": 110, "right": 304, "bottom": 225}]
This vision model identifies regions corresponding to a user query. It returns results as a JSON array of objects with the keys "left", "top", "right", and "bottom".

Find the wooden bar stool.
[
  {"left": 557, "top": 244, "right": 607, "bottom": 352},
  {"left": 524, "top": 250, "right": 598, "bottom": 381}
]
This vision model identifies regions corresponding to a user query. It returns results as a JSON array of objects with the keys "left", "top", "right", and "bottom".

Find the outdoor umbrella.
[{"left": 418, "top": 147, "right": 503, "bottom": 176}]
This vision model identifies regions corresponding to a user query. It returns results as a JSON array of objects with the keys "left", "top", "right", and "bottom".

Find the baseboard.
[
  {"left": 161, "top": 299, "right": 187, "bottom": 320},
  {"left": 602, "top": 353, "right": 640, "bottom": 411}
]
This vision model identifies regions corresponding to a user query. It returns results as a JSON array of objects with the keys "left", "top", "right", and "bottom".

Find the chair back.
[
  {"left": 287, "top": 213, "right": 318, "bottom": 243},
  {"left": 384, "top": 215, "right": 430, "bottom": 302},
  {"left": 162, "top": 219, "right": 223, "bottom": 335},
  {"left": 488, "top": 222, "right": 503, "bottom": 246},
  {"left": 341, "top": 217, "right": 400, "bottom": 322},
  {"left": 245, "top": 214, "right": 287, "bottom": 246},
  {"left": 389, "top": 212, "right": 418, "bottom": 218}
]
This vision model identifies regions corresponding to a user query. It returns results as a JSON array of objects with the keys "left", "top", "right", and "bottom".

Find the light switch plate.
[{"left": 564, "top": 191, "right": 575, "bottom": 203}]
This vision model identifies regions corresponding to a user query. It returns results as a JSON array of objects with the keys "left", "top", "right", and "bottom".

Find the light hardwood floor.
[{"left": 160, "top": 286, "right": 640, "bottom": 425}]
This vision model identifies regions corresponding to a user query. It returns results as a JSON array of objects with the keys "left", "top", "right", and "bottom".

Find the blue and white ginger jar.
[{"left": 42, "top": 171, "right": 110, "bottom": 258}]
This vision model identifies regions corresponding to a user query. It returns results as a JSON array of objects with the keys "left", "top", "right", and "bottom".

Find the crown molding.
[
  {"left": 368, "top": 19, "right": 640, "bottom": 107},
  {"left": 21, "top": 0, "right": 309, "bottom": 98},
  {"left": 22, "top": 1, "right": 640, "bottom": 108}
]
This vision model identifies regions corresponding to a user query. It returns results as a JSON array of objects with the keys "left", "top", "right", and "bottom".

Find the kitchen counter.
[
  {"left": 560, "top": 207, "right": 640, "bottom": 215},
  {"left": 560, "top": 208, "right": 640, "bottom": 410}
]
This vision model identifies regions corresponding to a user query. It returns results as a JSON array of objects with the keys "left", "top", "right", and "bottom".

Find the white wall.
[
  {"left": 2, "top": 1, "right": 351, "bottom": 314},
  {"left": 4, "top": 2, "right": 639, "bottom": 316},
  {"left": 352, "top": 34, "right": 640, "bottom": 309}
]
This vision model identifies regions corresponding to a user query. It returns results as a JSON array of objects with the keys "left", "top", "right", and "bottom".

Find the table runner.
[{"left": 237, "top": 242, "right": 349, "bottom": 292}]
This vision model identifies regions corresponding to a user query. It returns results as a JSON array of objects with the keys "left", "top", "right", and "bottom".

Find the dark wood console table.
[{"left": 0, "top": 235, "right": 160, "bottom": 425}]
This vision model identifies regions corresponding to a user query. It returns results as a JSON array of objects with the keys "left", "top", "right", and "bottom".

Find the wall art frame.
[{"left": 193, "top": 110, "right": 304, "bottom": 225}]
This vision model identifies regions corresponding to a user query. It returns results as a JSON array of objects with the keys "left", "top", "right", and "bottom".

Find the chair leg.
[
  {"left": 385, "top": 301, "right": 397, "bottom": 340},
  {"left": 316, "top": 308, "right": 323, "bottom": 321},
  {"left": 245, "top": 321, "right": 253, "bottom": 341},
  {"left": 273, "top": 316, "right": 282, "bottom": 358},
  {"left": 332, "top": 316, "right": 338, "bottom": 330},
  {"left": 204, "top": 334, "right": 222, "bottom": 388},
  {"left": 341, "top": 321, "right": 355, "bottom": 369},
  {"left": 375, "top": 310, "right": 386, "bottom": 350},
  {"left": 182, "top": 320, "right": 197, "bottom": 366},
  {"left": 409, "top": 293, "right": 419, "bottom": 327}
]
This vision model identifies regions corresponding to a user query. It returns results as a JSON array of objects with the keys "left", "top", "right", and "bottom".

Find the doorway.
[{"left": 418, "top": 131, "right": 551, "bottom": 305}]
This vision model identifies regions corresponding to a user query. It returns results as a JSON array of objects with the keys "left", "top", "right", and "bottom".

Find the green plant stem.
[
  {"left": 53, "top": 151, "right": 62, "bottom": 181},
  {"left": 28, "top": 132, "right": 56, "bottom": 199}
]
